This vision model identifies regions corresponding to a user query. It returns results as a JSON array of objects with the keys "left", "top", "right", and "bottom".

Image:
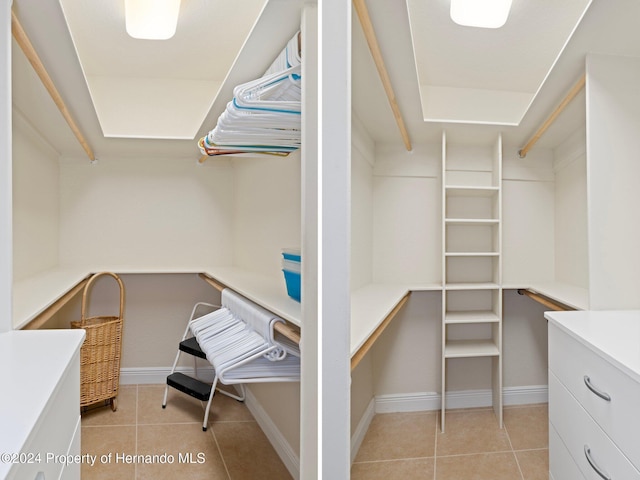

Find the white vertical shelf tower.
[{"left": 440, "top": 131, "right": 503, "bottom": 432}]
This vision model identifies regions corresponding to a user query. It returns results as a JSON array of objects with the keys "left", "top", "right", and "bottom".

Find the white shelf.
[
  {"left": 445, "top": 186, "right": 499, "bottom": 197},
  {"left": 441, "top": 132, "right": 503, "bottom": 432},
  {"left": 445, "top": 252, "right": 499, "bottom": 257},
  {"left": 444, "top": 282, "right": 500, "bottom": 290},
  {"left": 202, "top": 266, "right": 302, "bottom": 327},
  {"left": 526, "top": 282, "right": 589, "bottom": 311},
  {"left": 444, "top": 339, "right": 500, "bottom": 358},
  {"left": 445, "top": 218, "right": 500, "bottom": 225},
  {"left": 13, "top": 265, "right": 303, "bottom": 330},
  {"left": 445, "top": 310, "right": 500, "bottom": 324},
  {"left": 13, "top": 267, "right": 91, "bottom": 329},
  {"left": 350, "top": 284, "right": 411, "bottom": 357}
]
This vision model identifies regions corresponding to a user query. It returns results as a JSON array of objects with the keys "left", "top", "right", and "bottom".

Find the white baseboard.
[
  {"left": 120, "top": 366, "right": 215, "bottom": 385},
  {"left": 351, "top": 399, "right": 375, "bottom": 463},
  {"left": 244, "top": 387, "right": 301, "bottom": 480},
  {"left": 375, "top": 385, "right": 548, "bottom": 413}
]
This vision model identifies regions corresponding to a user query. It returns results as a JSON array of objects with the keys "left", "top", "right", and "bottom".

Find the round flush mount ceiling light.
[{"left": 450, "top": 0, "right": 513, "bottom": 29}]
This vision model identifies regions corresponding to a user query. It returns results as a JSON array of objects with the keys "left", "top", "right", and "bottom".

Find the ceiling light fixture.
[
  {"left": 125, "top": 0, "right": 181, "bottom": 40},
  {"left": 450, "top": 0, "right": 513, "bottom": 29}
]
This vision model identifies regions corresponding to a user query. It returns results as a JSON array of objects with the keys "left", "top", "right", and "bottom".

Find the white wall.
[
  {"left": 502, "top": 289, "right": 548, "bottom": 388},
  {"left": 586, "top": 53, "right": 640, "bottom": 310},
  {"left": 12, "top": 112, "right": 60, "bottom": 281},
  {"left": 231, "top": 152, "right": 302, "bottom": 281},
  {"left": 58, "top": 155, "right": 234, "bottom": 270},
  {"left": 50, "top": 273, "right": 219, "bottom": 366},
  {"left": 349, "top": 114, "right": 375, "bottom": 456},
  {"left": 502, "top": 145, "right": 555, "bottom": 286},
  {"left": 351, "top": 115, "right": 374, "bottom": 291},
  {"left": 554, "top": 128, "right": 588, "bottom": 289},
  {"left": 373, "top": 143, "right": 441, "bottom": 284},
  {"left": 367, "top": 289, "right": 548, "bottom": 399},
  {"left": 371, "top": 291, "right": 441, "bottom": 395},
  {"left": 1, "top": 1, "right": 12, "bottom": 332}
]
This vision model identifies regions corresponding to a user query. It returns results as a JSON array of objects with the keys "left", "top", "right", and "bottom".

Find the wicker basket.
[{"left": 71, "top": 272, "right": 125, "bottom": 411}]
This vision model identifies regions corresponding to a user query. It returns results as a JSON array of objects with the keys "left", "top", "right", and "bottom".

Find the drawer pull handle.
[
  {"left": 584, "top": 375, "right": 611, "bottom": 401},
  {"left": 584, "top": 445, "right": 611, "bottom": 480}
]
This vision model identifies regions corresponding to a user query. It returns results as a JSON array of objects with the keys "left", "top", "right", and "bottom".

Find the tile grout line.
[
  {"left": 135, "top": 384, "right": 138, "bottom": 480},
  {"left": 433, "top": 411, "right": 439, "bottom": 480},
  {"left": 211, "top": 424, "right": 233, "bottom": 480},
  {"left": 353, "top": 456, "right": 438, "bottom": 465},
  {"left": 200, "top": 390, "right": 233, "bottom": 480},
  {"left": 201, "top": 396, "right": 234, "bottom": 480},
  {"left": 502, "top": 421, "right": 526, "bottom": 480},
  {"left": 435, "top": 449, "right": 522, "bottom": 459}
]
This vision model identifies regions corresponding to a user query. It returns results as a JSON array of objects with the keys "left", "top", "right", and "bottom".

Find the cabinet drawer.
[
  {"left": 8, "top": 350, "right": 80, "bottom": 480},
  {"left": 550, "top": 423, "right": 585, "bottom": 480},
  {"left": 60, "top": 416, "right": 82, "bottom": 480},
  {"left": 549, "top": 371, "right": 640, "bottom": 480},
  {"left": 549, "top": 323, "right": 640, "bottom": 469}
]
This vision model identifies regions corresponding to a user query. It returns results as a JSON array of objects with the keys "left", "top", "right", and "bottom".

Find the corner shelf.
[
  {"left": 444, "top": 282, "right": 500, "bottom": 290},
  {"left": 441, "top": 132, "right": 503, "bottom": 432},
  {"left": 444, "top": 310, "right": 500, "bottom": 324},
  {"left": 445, "top": 252, "right": 499, "bottom": 257},
  {"left": 444, "top": 339, "right": 500, "bottom": 358}
]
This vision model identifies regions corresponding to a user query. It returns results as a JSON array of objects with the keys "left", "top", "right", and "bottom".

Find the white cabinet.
[
  {"left": 441, "top": 133, "right": 503, "bottom": 431},
  {"left": 0, "top": 330, "right": 85, "bottom": 480},
  {"left": 547, "top": 310, "right": 640, "bottom": 479}
]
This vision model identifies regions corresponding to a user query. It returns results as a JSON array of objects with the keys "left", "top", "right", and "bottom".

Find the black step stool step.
[
  {"left": 166, "top": 372, "right": 211, "bottom": 401},
  {"left": 179, "top": 336, "right": 206, "bottom": 359}
]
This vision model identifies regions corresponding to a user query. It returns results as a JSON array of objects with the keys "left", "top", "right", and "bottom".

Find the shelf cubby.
[{"left": 441, "top": 131, "right": 503, "bottom": 432}]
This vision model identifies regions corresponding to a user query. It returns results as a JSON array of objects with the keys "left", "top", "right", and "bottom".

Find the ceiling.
[
  {"left": 10, "top": 0, "right": 640, "bottom": 160},
  {"left": 353, "top": 0, "right": 640, "bottom": 149},
  {"left": 58, "top": 0, "right": 266, "bottom": 139},
  {"left": 406, "top": 0, "right": 591, "bottom": 125}
]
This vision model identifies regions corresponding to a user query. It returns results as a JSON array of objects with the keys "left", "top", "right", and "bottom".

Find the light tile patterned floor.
[
  {"left": 82, "top": 387, "right": 548, "bottom": 479},
  {"left": 352, "top": 405, "right": 549, "bottom": 480},
  {"left": 80, "top": 385, "right": 292, "bottom": 480}
]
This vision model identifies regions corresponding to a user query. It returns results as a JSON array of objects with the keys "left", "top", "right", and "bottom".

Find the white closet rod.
[
  {"left": 11, "top": 10, "right": 95, "bottom": 162},
  {"left": 352, "top": 0, "right": 412, "bottom": 152},
  {"left": 518, "top": 74, "right": 585, "bottom": 158}
]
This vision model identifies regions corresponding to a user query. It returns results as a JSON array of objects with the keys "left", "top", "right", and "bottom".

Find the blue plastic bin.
[
  {"left": 282, "top": 248, "right": 301, "bottom": 263},
  {"left": 282, "top": 269, "right": 301, "bottom": 302}
]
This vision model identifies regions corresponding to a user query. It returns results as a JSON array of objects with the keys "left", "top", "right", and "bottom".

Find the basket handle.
[{"left": 80, "top": 272, "right": 125, "bottom": 325}]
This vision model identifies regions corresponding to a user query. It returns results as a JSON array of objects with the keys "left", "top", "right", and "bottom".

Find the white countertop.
[
  {"left": 545, "top": 310, "right": 640, "bottom": 383},
  {"left": 0, "top": 329, "right": 85, "bottom": 479}
]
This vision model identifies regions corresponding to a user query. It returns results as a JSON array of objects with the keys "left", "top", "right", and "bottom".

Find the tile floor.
[
  {"left": 82, "top": 386, "right": 548, "bottom": 480},
  {"left": 352, "top": 404, "right": 549, "bottom": 480},
  {"left": 80, "top": 384, "right": 292, "bottom": 480}
]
